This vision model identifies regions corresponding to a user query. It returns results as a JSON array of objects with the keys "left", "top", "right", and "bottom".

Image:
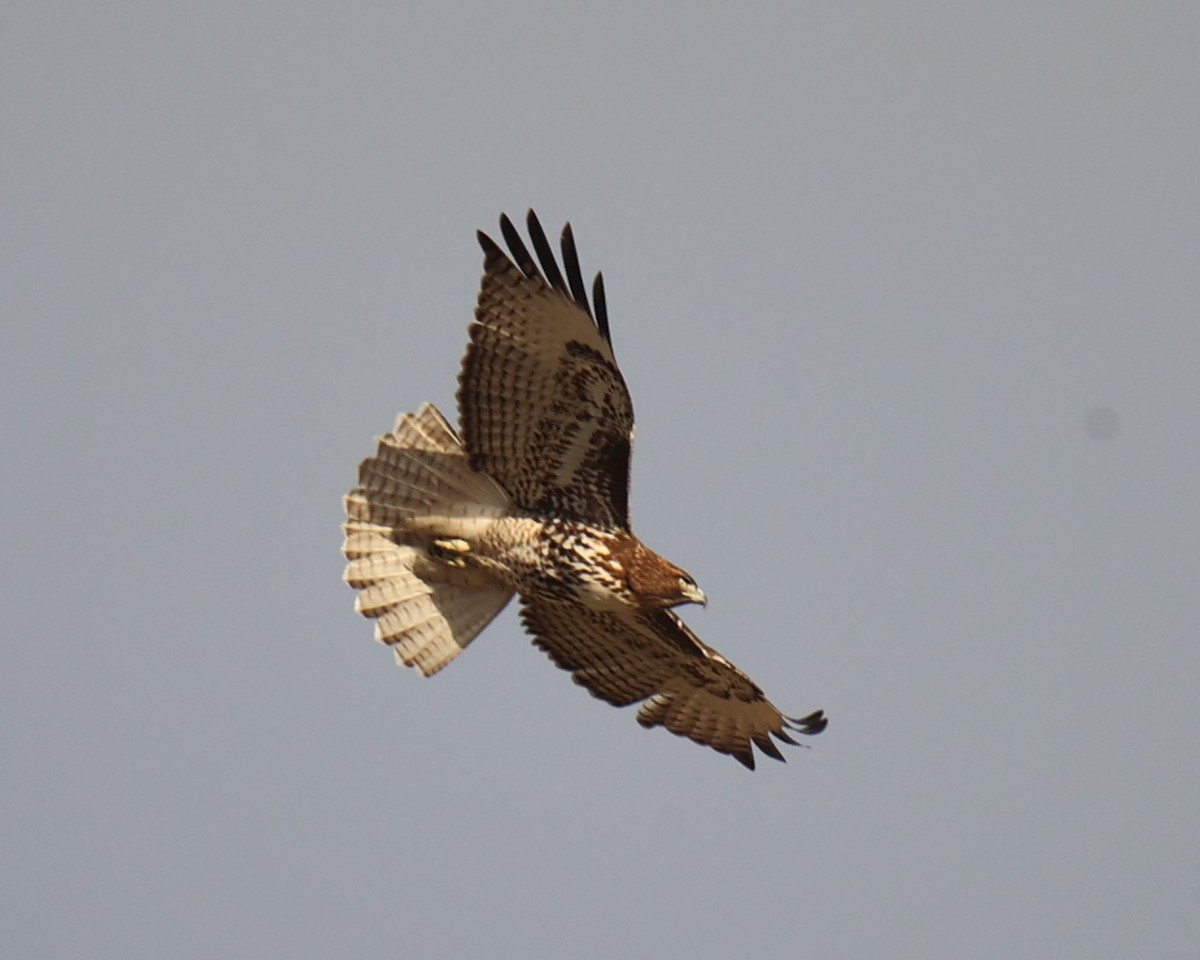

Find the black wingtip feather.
[
  {"left": 753, "top": 733, "right": 787, "bottom": 763},
  {"left": 592, "top": 271, "right": 611, "bottom": 348},
  {"left": 558, "top": 222, "right": 594, "bottom": 322},
  {"left": 788, "top": 710, "right": 829, "bottom": 736},
  {"left": 476, "top": 229, "right": 501, "bottom": 259},
  {"left": 525, "top": 210, "right": 569, "bottom": 296},
  {"left": 498, "top": 213, "right": 539, "bottom": 280}
]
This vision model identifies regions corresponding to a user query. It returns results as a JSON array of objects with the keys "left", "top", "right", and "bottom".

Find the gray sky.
[{"left": 5, "top": 3, "right": 1198, "bottom": 958}]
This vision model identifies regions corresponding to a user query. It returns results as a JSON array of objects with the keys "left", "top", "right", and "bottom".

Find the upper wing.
[
  {"left": 458, "top": 210, "right": 634, "bottom": 528},
  {"left": 519, "top": 598, "right": 828, "bottom": 770}
]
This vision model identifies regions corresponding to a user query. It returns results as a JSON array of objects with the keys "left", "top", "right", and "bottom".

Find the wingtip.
[
  {"left": 789, "top": 709, "right": 829, "bottom": 736},
  {"left": 732, "top": 749, "right": 757, "bottom": 771},
  {"left": 479, "top": 212, "right": 610, "bottom": 345},
  {"left": 525, "top": 207, "right": 549, "bottom": 238},
  {"left": 752, "top": 732, "right": 787, "bottom": 763},
  {"left": 477, "top": 212, "right": 518, "bottom": 255},
  {"left": 476, "top": 228, "right": 502, "bottom": 259}
]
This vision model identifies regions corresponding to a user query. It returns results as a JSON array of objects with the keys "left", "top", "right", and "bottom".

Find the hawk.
[{"left": 342, "top": 211, "right": 827, "bottom": 769}]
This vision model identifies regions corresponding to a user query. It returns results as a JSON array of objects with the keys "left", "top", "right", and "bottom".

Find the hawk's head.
[
  {"left": 672, "top": 572, "right": 708, "bottom": 608},
  {"left": 618, "top": 538, "right": 707, "bottom": 610}
]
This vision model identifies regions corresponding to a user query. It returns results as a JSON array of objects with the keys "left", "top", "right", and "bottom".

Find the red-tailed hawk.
[{"left": 343, "top": 211, "right": 827, "bottom": 769}]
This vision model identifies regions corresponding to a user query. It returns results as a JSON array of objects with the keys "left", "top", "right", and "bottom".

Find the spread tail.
[{"left": 343, "top": 403, "right": 513, "bottom": 675}]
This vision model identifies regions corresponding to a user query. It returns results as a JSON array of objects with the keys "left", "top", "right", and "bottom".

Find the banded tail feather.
[{"left": 343, "top": 403, "right": 513, "bottom": 675}]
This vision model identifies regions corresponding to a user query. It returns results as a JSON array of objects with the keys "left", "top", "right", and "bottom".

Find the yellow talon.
[{"left": 430, "top": 537, "right": 471, "bottom": 567}]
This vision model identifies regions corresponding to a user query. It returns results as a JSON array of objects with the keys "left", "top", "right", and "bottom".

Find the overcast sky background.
[{"left": 4, "top": 3, "right": 1198, "bottom": 958}]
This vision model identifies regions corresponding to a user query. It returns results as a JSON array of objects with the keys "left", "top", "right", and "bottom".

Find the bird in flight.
[{"left": 342, "top": 211, "right": 827, "bottom": 769}]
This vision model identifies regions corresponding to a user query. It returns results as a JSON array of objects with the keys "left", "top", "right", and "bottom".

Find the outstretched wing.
[
  {"left": 459, "top": 210, "right": 633, "bottom": 528},
  {"left": 519, "top": 598, "right": 827, "bottom": 770}
]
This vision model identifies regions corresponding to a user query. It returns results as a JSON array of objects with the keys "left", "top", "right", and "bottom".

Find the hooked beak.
[{"left": 680, "top": 581, "right": 707, "bottom": 608}]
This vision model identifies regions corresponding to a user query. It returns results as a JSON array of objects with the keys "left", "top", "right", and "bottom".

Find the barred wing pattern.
[
  {"left": 459, "top": 212, "right": 634, "bottom": 528},
  {"left": 520, "top": 598, "right": 828, "bottom": 770}
]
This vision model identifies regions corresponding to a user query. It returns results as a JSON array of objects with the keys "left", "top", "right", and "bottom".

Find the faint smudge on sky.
[{"left": 1085, "top": 405, "right": 1121, "bottom": 443}]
